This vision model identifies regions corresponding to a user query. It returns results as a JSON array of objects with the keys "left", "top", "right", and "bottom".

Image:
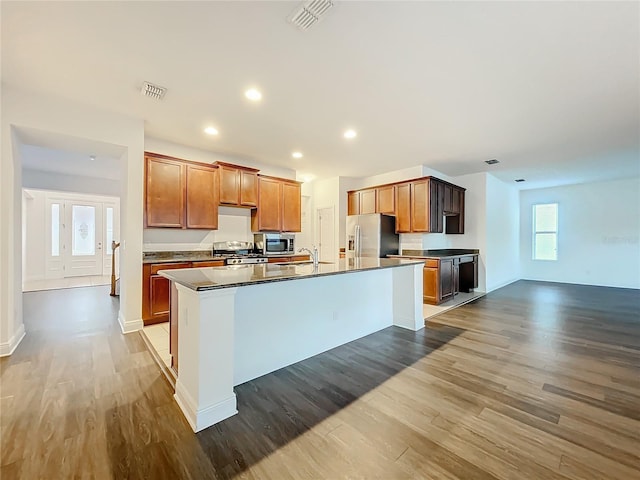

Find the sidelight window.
[{"left": 533, "top": 203, "right": 558, "bottom": 261}]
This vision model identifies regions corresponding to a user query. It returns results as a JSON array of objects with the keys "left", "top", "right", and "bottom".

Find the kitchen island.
[{"left": 160, "top": 257, "right": 424, "bottom": 432}]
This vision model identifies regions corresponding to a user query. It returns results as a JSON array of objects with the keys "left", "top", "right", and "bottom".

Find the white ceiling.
[{"left": 2, "top": 1, "right": 639, "bottom": 189}]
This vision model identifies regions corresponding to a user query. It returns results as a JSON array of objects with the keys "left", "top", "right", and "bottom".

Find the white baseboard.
[
  {"left": 0, "top": 324, "right": 26, "bottom": 357},
  {"left": 118, "top": 310, "right": 143, "bottom": 334},
  {"left": 174, "top": 379, "right": 237, "bottom": 433},
  {"left": 486, "top": 278, "right": 520, "bottom": 293}
]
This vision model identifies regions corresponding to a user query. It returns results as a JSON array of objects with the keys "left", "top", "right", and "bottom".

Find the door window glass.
[
  {"left": 51, "top": 203, "right": 60, "bottom": 256},
  {"left": 72, "top": 205, "right": 96, "bottom": 256}
]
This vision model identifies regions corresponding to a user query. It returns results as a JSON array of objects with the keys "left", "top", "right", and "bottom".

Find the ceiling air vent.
[
  {"left": 485, "top": 159, "right": 499, "bottom": 165},
  {"left": 141, "top": 81, "right": 167, "bottom": 100},
  {"left": 515, "top": 178, "right": 526, "bottom": 182},
  {"left": 288, "top": 0, "right": 334, "bottom": 31}
]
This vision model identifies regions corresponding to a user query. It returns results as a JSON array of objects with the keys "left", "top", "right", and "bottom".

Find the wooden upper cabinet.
[
  {"left": 217, "top": 162, "right": 259, "bottom": 207},
  {"left": 376, "top": 185, "right": 395, "bottom": 215},
  {"left": 429, "top": 179, "right": 444, "bottom": 233},
  {"left": 347, "top": 191, "right": 360, "bottom": 216},
  {"left": 411, "top": 179, "right": 431, "bottom": 232},
  {"left": 186, "top": 164, "right": 218, "bottom": 229},
  {"left": 253, "top": 176, "right": 281, "bottom": 231},
  {"left": 360, "top": 189, "right": 377, "bottom": 214},
  {"left": 144, "top": 153, "right": 219, "bottom": 230},
  {"left": 145, "top": 155, "right": 185, "bottom": 228},
  {"left": 239, "top": 170, "right": 258, "bottom": 206},
  {"left": 252, "top": 176, "right": 302, "bottom": 232},
  {"left": 395, "top": 182, "right": 412, "bottom": 233},
  {"left": 281, "top": 181, "right": 301, "bottom": 232}
]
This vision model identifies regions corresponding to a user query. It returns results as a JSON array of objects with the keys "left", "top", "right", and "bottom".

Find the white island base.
[{"left": 166, "top": 260, "right": 424, "bottom": 432}]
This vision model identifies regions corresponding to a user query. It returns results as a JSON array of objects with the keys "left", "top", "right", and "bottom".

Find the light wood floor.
[{"left": 1, "top": 281, "right": 639, "bottom": 479}]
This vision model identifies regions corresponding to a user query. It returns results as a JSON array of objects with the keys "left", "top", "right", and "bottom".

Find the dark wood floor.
[{"left": 1, "top": 281, "right": 639, "bottom": 479}]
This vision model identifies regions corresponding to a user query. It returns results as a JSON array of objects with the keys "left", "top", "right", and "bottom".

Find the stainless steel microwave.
[{"left": 253, "top": 233, "right": 295, "bottom": 255}]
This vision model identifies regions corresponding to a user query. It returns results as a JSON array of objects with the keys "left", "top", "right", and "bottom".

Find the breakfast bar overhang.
[{"left": 160, "top": 258, "right": 425, "bottom": 432}]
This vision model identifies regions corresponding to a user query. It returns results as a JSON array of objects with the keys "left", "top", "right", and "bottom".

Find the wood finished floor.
[{"left": 1, "top": 281, "right": 639, "bottom": 479}]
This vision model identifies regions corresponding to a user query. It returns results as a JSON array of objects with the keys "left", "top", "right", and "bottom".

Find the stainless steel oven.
[{"left": 253, "top": 233, "right": 295, "bottom": 255}]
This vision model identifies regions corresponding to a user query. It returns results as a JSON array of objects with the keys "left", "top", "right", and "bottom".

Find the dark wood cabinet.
[
  {"left": 419, "top": 254, "right": 478, "bottom": 305},
  {"left": 145, "top": 156, "right": 185, "bottom": 228},
  {"left": 252, "top": 176, "right": 302, "bottom": 232},
  {"left": 376, "top": 185, "right": 395, "bottom": 215},
  {"left": 217, "top": 162, "right": 259, "bottom": 207},
  {"left": 145, "top": 153, "right": 219, "bottom": 230}
]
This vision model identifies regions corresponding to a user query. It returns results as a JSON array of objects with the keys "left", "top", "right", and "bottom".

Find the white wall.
[
  {"left": 1, "top": 86, "right": 145, "bottom": 350},
  {"left": 22, "top": 169, "right": 120, "bottom": 197},
  {"left": 485, "top": 174, "right": 520, "bottom": 291},
  {"left": 520, "top": 177, "right": 640, "bottom": 289}
]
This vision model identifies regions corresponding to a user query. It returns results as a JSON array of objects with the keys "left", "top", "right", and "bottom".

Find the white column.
[
  {"left": 392, "top": 263, "right": 424, "bottom": 331},
  {"left": 173, "top": 285, "right": 238, "bottom": 432}
]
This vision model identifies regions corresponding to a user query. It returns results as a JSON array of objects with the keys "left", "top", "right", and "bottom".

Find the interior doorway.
[
  {"left": 23, "top": 189, "right": 120, "bottom": 291},
  {"left": 317, "top": 206, "right": 335, "bottom": 263}
]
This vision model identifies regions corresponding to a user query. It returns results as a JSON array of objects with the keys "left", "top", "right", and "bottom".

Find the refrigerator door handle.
[{"left": 355, "top": 224, "right": 361, "bottom": 257}]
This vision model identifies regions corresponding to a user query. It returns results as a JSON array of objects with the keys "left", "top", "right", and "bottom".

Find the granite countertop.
[
  {"left": 389, "top": 249, "right": 479, "bottom": 259},
  {"left": 158, "top": 257, "right": 424, "bottom": 291},
  {"left": 143, "top": 251, "right": 226, "bottom": 264},
  {"left": 143, "top": 251, "right": 312, "bottom": 264}
]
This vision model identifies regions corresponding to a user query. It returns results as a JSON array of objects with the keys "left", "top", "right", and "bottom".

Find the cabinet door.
[
  {"left": 218, "top": 164, "right": 240, "bottom": 205},
  {"left": 376, "top": 185, "right": 395, "bottom": 215},
  {"left": 240, "top": 170, "right": 258, "bottom": 206},
  {"left": 451, "top": 187, "right": 461, "bottom": 215},
  {"left": 430, "top": 180, "right": 444, "bottom": 233},
  {"left": 439, "top": 258, "right": 454, "bottom": 301},
  {"left": 423, "top": 265, "right": 439, "bottom": 305},
  {"left": 186, "top": 165, "right": 219, "bottom": 229},
  {"left": 347, "top": 191, "right": 360, "bottom": 215},
  {"left": 254, "top": 177, "right": 282, "bottom": 231},
  {"left": 191, "top": 260, "right": 225, "bottom": 268},
  {"left": 411, "top": 179, "right": 430, "bottom": 232},
  {"left": 281, "top": 181, "right": 301, "bottom": 232},
  {"left": 443, "top": 184, "right": 453, "bottom": 214},
  {"left": 150, "top": 275, "right": 171, "bottom": 319},
  {"left": 395, "top": 183, "right": 412, "bottom": 233},
  {"left": 145, "top": 156, "right": 184, "bottom": 228},
  {"left": 360, "top": 189, "right": 377, "bottom": 214}
]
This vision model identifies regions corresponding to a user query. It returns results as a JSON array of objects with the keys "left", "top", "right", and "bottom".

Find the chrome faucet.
[{"left": 298, "top": 246, "right": 319, "bottom": 267}]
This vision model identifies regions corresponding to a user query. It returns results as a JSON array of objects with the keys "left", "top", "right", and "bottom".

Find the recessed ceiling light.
[
  {"left": 292, "top": 151, "right": 303, "bottom": 159},
  {"left": 344, "top": 129, "right": 357, "bottom": 139},
  {"left": 515, "top": 178, "right": 526, "bottom": 182},
  {"left": 245, "top": 88, "right": 262, "bottom": 101},
  {"left": 89, "top": 155, "right": 96, "bottom": 161},
  {"left": 204, "top": 126, "right": 219, "bottom": 135},
  {"left": 485, "top": 159, "right": 499, "bottom": 165}
]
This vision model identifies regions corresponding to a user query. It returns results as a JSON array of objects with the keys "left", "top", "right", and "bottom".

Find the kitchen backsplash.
[{"left": 143, "top": 207, "right": 255, "bottom": 252}]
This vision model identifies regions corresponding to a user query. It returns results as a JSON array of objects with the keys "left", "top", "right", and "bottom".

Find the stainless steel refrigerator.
[{"left": 346, "top": 214, "right": 399, "bottom": 258}]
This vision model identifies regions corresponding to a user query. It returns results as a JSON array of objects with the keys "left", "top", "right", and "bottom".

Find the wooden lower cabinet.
[
  {"left": 422, "top": 255, "right": 478, "bottom": 305},
  {"left": 143, "top": 260, "right": 224, "bottom": 325}
]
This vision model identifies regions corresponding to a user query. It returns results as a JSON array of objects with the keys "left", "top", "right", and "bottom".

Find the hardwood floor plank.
[{"left": 1, "top": 281, "right": 638, "bottom": 479}]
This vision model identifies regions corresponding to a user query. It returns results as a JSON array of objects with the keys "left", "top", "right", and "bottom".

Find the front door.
[{"left": 65, "top": 201, "right": 103, "bottom": 277}]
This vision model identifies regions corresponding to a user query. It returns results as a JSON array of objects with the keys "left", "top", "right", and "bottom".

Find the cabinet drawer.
[
  {"left": 191, "top": 260, "right": 225, "bottom": 268},
  {"left": 424, "top": 259, "right": 439, "bottom": 268},
  {"left": 150, "top": 262, "right": 191, "bottom": 275},
  {"left": 458, "top": 255, "right": 475, "bottom": 264}
]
